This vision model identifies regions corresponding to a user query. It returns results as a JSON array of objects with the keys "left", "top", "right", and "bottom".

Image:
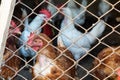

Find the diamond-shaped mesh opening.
[
  {"left": 87, "top": 0, "right": 112, "bottom": 17},
  {"left": 1, "top": 0, "right": 120, "bottom": 80},
  {"left": 106, "top": 9, "right": 120, "bottom": 26},
  {"left": 76, "top": 65, "right": 87, "bottom": 79},
  {"left": 90, "top": 43, "right": 108, "bottom": 57},
  {"left": 102, "top": 32, "right": 120, "bottom": 46},
  {"left": 78, "top": 55, "right": 95, "bottom": 70},
  {"left": 108, "top": 0, "right": 119, "bottom": 4},
  {"left": 81, "top": 11, "right": 98, "bottom": 29},
  {"left": 40, "top": 22, "right": 56, "bottom": 38}
]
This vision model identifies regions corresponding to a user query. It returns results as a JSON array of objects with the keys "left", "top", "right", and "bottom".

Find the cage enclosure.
[{"left": 0, "top": 0, "right": 120, "bottom": 80}]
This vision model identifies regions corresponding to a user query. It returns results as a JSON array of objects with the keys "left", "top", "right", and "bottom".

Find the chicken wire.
[{"left": 0, "top": 0, "right": 120, "bottom": 80}]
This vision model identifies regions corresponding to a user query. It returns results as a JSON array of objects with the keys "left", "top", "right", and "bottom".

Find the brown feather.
[
  {"left": 0, "top": 36, "right": 21, "bottom": 80},
  {"left": 92, "top": 47, "right": 120, "bottom": 80},
  {"left": 32, "top": 33, "right": 75, "bottom": 80}
]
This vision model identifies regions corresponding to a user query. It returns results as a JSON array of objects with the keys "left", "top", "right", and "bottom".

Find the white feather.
[
  {"left": 67, "top": 0, "right": 87, "bottom": 25},
  {"left": 58, "top": 8, "right": 105, "bottom": 60}
]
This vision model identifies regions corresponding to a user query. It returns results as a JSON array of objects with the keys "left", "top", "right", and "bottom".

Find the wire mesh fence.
[{"left": 0, "top": 0, "right": 120, "bottom": 80}]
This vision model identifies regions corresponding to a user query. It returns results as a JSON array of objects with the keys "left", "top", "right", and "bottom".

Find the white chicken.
[
  {"left": 58, "top": 7, "right": 106, "bottom": 60},
  {"left": 19, "top": 9, "right": 51, "bottom": 60},
  {"left": 67, "top": 0, "right": 87, "bottom": 25}
]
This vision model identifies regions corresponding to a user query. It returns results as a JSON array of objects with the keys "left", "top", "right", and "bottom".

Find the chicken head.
[{"left": 9, "top": 20, "right": 21, "bottom": 35}]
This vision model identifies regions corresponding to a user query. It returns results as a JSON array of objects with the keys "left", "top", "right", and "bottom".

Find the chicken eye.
[
  {"left": 44, "top": 16, "right": 47, "bottom": 19},
  {"left": 34, "top": 39, "right": 37, "bottom": 43},
  {"left": 34, "top": 39, "right": 42, "bottom": 43}
]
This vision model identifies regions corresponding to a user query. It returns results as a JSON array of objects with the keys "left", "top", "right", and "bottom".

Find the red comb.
[
  {"left": 11, "top": 20, "right": 17, "bottom": 28},
  {"left": 39, "top": 9, "right": 51, "bottom": 18}
]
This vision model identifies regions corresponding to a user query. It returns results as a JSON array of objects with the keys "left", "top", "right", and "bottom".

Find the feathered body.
[
  {"left": 47, "top": 0, "right": 57, "bottom": 15},
  {"left": 98, "top": 0, "right": 110, "bottom": 15},
  {"left": 58, "top": 8, "right": 105, "bottom": 60},
  {"left": 19, "top": 9, "right": 51, "bottom": 58},
  {"left": 0, "top": 21, "right": 21, "bottom": 80},
  {"left": 0, "top": 43, "right": 21, "bottom": 80},
  {"left": 32, "top": 33, "right": 75, "bottom": 80},
  {"left": 93, "top": 47, "right": 120, "bottom": 80},
  {"left": 67, "top": 0, "right": 87, "bottom": 25},
  {"left": 20, "top": 16, "right": 43, "bottom": 57}
]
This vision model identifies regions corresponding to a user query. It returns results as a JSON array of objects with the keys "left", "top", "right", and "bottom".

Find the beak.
[{"left": 17, "top": 31, "right": 22, "bottom": 35}]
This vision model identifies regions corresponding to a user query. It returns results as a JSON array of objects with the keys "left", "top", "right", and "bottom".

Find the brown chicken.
[
  {"left": 28, "top": 33, "right": 75, "bottom": 80},
  {"left": 92, "top": 47, "right": 120, "bottom": 80},
  {"left": 0, "top": 20, "right": 21, "bottom": 80}
]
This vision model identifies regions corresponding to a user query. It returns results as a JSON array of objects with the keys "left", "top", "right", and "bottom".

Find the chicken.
[
  {"left": 19, "top": 9, "right": 51, "bottom": 60},
  {"left": 40, "top": 8, "right": 54, "bottom": 38},
  {"left": 92, "top": 47, "right": 120, "bottom": 80},
  {"left": 98, "top": 0, "right": 111, "bottom": 21},
  {"left": 46, "top": 0, "right": 64, "bottom": 39},
  {"left": 28, "top": 0, "right": 55, "bottom": 38},
  {"left": 30, "top": 33, "right": 75, "bottom": 80},
  {"left": 0, "top": 20, "right": 21, "bottom": 80},
  {"left": 67, "top": 0, "right": 87, "bottom": 25},
  {"left": 58, "top": 7, "right": 105, "bottom": 60}
]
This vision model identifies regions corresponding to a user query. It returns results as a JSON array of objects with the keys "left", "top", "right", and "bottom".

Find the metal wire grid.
[{"left": 1, "top": 0, "right": 120, "bottom": 80}]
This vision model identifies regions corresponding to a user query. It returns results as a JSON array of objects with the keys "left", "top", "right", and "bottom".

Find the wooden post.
[{"left": 0, "top": 0, "right": 16, "bottom": 69}]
